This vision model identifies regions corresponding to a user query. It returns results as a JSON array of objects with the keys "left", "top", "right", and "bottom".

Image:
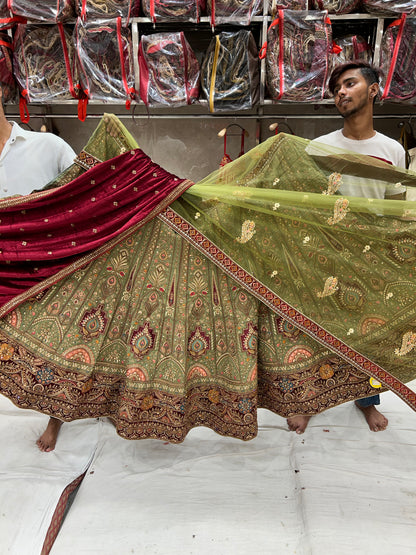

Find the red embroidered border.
[{"left": 159, "top": 208, "right": 416, "bottom": 412}]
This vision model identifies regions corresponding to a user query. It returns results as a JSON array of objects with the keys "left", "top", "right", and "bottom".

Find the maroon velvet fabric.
[{"left": 0, "top": 148, "right": 191, "bottom": 308}]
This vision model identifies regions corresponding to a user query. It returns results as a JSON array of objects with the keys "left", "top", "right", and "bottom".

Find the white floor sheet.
[{"left": 1, "top": 383, "right": 416, "bottom": 555}]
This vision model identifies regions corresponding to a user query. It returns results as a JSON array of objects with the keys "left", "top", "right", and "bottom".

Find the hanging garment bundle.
[
  {"left": 332, "top": 34, "right": 373, "bottom": 64},
  {"left": 13, "top": 23, "right": 78, "bottom": 122},
  {"left": 141, "top": 0, "right": 205, "bottom": 23},
  {"left": 75, "top": 17, "right": 136, "bottom": 115},
  {"left": 261, "top": 9, "right": 332, "bottom": 102},
  {"left": 311, "top": 0, "right": 361, "bottom": 13},
  {"left": 380, "top": 15, "right": 416, "bottom": 104},
  {"left": 268, "top": 1, "right": 307, "bottom": 17},
  {"left": 0, "top": 31, "right": 16, "bottom": 103},
  {"left": 362, "top": 0, "right": 416, "bottom": 16},
  {"left": 201, "top": 30, "right": 259, "bottom": 112},
  {"left": 75, "top": 0, "right": 140, "bottom": 20},
  {"left": 207, "top": 0, "right": 262, "bottom": 28},
  {"left": 7, "top": 0, "right": 75, "bottom": 22},
  {"left": 138, "top": 31, "right": 200, "bottom": 107}
]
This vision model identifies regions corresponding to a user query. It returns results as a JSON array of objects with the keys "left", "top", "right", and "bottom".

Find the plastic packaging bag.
[
  {"left": 13, "top": 23, "right": 78, "bottom": 104},
  {"left": 269, "top": 1, "right": 307, "bottom": 17},
  {"left": 75, "top": 0, "right": 140, "bottom": 20},
  {"left": 332, "top": 34, "right": 372, "bottom": 64},
  {"left": 7, "top": 0, "right": 75, "bottom": 22},
  {"left": 380, "top": 14, "right": 416, "bottom": 104},
  {"left": 261, "top": 9, "right": 332, "bottom": 102},
  {"left": 201, "top": 30, "right": 259, "bottom": 112},
  {"left": 75, "top": 17, "right": 135, "bottom": 113},
  {"left": 138, "top": 31, "right": 200, "bottom": 106},
  {"left": 311, "top": 0, "right": 361, "bottom": 13},
  {"left": 362, "top": 0, "right": 416, "bottom": 16},
  {"left": 207, "top": 0, "right": 262, "bottom": 28},
  {"left": 141, "top": 0, "right": 205, "bottom": 23},
  {"left": 0, "top": 31, "right": 16, "bottom": 103}
]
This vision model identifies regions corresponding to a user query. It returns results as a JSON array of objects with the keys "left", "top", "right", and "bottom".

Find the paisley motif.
[
  {"left": 361, "top": 317, "right": 386, "bottom": 336},
  {"left": 337, "top": 282, "right": 365, "bottom": 311},
  {"left": 327, "top": 198, "right": 349, "bottom": 225},
  {"left": 187, "top": 327, "right": 211, "bottom": 358},
  {"left": 79, "top": 305, "right": 108, "bottom": 339},
  {"left": 394, "top": 331, "right": 416, "bottom": 356},
  {"left": 284, "top": 346, "right": 313, "bottom": 364},
  {"left": 236, "top": 220, "right": 256, "bottom": 243},
  {"left": 389, "top": 236, "right": 416, "bottom": 264},
  {"left": 275, "top": 316, "right": 301, "bottom": 340},
  {"left": 130, "top": 322, "right": 156, "bottom": 359},
  {"left": 317, "top": 276, "right": 338, "bottom": 298},
  {"left": 323, "top": 172, "right": 342, "bottom": 195},
  {"left": 240, "top": 322, "right": 258, "bottom": 355}
]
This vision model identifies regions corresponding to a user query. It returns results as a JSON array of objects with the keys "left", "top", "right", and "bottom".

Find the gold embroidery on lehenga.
[
  {"left": 394, "top": 331, "right": 416, "bottom": 356},
  {"left": 236, "top": 220, "right": 256, "bottom": 243},
  {"left": 327, "top": 198, "right": 349, "bottom": 225},
  {"left": 316, "top": 276, "right": 339, "bottom": 298},
  {"left": 323, "top": 172, "right": 342, "bottom": 195}
]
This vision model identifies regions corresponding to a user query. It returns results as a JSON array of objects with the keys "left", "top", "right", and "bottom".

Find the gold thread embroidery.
[
  {"left": 236, "top": 220, "right": 256, "bottom": 244},
  {"left": 394, "top": 331, "right": 416, "bottom": 356},
  {"left": 328, "top": 198, "right": 349, "bottom": 225},
  {"left": 317, "top": 276, "right": 338, "bottom": 298},
  {"left": 323, "top": 172, "right": 342, "bottom": 195}
]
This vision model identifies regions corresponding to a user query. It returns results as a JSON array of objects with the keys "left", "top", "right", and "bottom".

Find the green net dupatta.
[{"left": 168, "top": 133, "right": 416, "bottom": 409}]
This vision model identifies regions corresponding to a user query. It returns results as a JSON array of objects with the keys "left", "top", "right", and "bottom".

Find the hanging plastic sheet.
[
  {"left": 260, "top": 9, "right": 332, "bottom": 102},
  {"left": 7, "top": 0, "right": 75, "bottom": 22},
  {"left": 380, "top": 14, "right": 416, "bottom": 104},
  {"left": 201, "top": 30, "right": 259, "bottom": 112},
  {"left": 138, "top": 31, "right": 200, "bottom": 107},
  {"left": 141, "top": 0, "right": 205, "bottom": 23}
]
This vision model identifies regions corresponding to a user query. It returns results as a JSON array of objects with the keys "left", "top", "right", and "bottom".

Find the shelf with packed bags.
[{"left": 0, "top": 0, "right": 416, "bottom": 121}]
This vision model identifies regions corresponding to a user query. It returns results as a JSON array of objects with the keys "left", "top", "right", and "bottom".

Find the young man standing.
[
  {"left": 287, "top": 61, "right": 406, "bottom": 435},
  {"left": 0, "top": 86, "right": 76, "bottom": 451}
]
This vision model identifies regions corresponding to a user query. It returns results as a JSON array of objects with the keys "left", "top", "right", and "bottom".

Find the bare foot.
[
  {"left": 355, "top": 402, "right": 388, "bottom": 432},
  {"left": 287, "top": 415, "right": 311, "bottom": 434},
  {"left": 36, "top": 417, "right": 63, "bottom": 452}
]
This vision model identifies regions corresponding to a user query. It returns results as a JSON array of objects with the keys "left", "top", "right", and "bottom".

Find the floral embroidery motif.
[
  {"left": 187, "top": 327, "right": 210, "bottom": 359},
  {"left": 272, "top": 202, "right": 280, "bottom": 210},
  {"left": 319, "top": 364, "right": 334, "bottom": 380},
  {"left": 79, "top": 305, "right": 108, "bottom": 340},
  {"left": 394, "top": 331, "right": 416, "bottom": 356},
  {"left": 327, "top": 198, "right": 349, "bottom": 225},
  {"left": 317, "top": 276, "right": 339, "bottom": 298},
  {"left": 0, "top": 343, "right": 14, "bottom": 361},
  {"left": 390, "top": 236, "right": 416, "bottom": 264},
  {"left": 323, "top": 172, "right": 342, "bottom": 195},
  {"left": 238, "top": 398, "right": 253, "bottom": 414},
  {"left": 236, "top": 220, "right": 256, "bottom": 243},
  {"left": 208, "top": 388, "right": 220, "bottom": 404},
  {"left": 35, "top": 366, "right": 55, "bottom": 384},
  {"left": 126, "top": 367, "right": 148, "bottom": 382},
  {"left": 130, "top": 323, "right": 156, "bottom": 359},
  {"left": 277, "top": 377, "right": 295, "bottom": 392},
  {"left": 275, "top": 317, "right": 301, "bottom": 340},
  {"left": 240, "top": 322, "right": 258, "bottom": 355}
]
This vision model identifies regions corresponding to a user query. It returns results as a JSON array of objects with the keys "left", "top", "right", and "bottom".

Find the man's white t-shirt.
[
  {"left": 0, "top": 122, "right": 76, "bottom": 198},
  {"left": 311, "top": 129, "right": 406, "bottom": 199}
]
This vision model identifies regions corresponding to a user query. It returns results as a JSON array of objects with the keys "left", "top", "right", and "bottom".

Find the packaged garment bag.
[
  {"left": 380, "top": 14, "right": 416, "bottom": 104},
  {"left": 260, "top": 9, "right": 332, "bottom": 102},
  {"left": 13, "top": 23, "right": 79, "bottom": 122},
  {"left": 201, "top": 30, "right": 259, "bottom": 112},
  {"left": 138, "top": 31, "right": 200, "bottom": 107},
  {"left": 141, "top": 0, "right": 205, "bottom": 23},
  {"left": 0, "top": 31, "right": 17, "bottom": 103},
  {"left": 362, "top": 0, "right": 416, "bottom": 16},
  {"left": 7, "top": 0, "right": 75, "bottom": 22},
  {"left": 207, "top": 0, "right": 262, "bottom": 28},
  {"left": 75, "top": 16, "right": 136, "bottom": 120},
  {"left": 75, "top": 0, "right": 140, "bottom": 20},
  {"left": 311, "top": 0, "right": 361, "bottom": 13}
]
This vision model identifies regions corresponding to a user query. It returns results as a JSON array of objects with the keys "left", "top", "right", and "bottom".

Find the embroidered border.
[{"left": 159, "top": 207, "right": 416, "bottom": 412}]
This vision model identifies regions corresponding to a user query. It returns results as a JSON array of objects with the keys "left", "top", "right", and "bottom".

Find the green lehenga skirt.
[{"left": 0, "top": 116, "right": 415, "bottom": 442}]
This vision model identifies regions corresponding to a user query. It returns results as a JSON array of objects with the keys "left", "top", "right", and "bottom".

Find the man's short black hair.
[{"left": 328, "top": 62, "right": 380, "bottom": 95}]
